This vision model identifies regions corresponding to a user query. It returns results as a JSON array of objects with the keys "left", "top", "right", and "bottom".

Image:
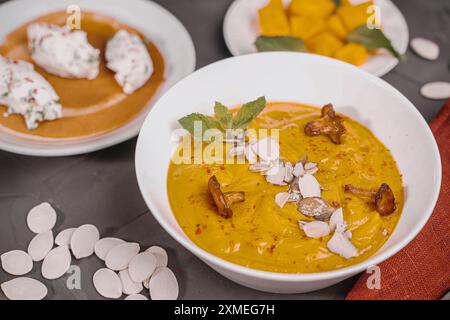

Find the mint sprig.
[
  {"left": 255, "top": 36, "right": 307, "bottom": 53},
  {"left": 178, "top": 97, "right": 267, "bottom": 139},
  {"left": 347, "top": 25, "right": 403, "bottom": 60}
]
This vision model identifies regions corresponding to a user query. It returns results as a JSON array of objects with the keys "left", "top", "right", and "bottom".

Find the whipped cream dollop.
[
  {"left": 0, "top": 56, "right": 62, "bottom": 129},
  {"left": 105, "top": 30, "right": 153, "bottom": 94},
  {"left": 27, "top": 23, "right": 100, "bottom": 80}
]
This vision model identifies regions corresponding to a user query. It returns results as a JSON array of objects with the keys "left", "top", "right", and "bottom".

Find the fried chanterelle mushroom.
[
  {"left": 208, "top": 175, "right": 245, "bottom": 218},
  {"left": 344, "top": 183, "right": 397, "bottom": 216},
  {"left": 304, "top": 104, "right": 346, "bottom": 144}
]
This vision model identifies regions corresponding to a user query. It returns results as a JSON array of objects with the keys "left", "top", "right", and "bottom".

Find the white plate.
[
  {"left": 135, "top": 52, "right": 441, "bottom": 293},
  {"left": 0, "top": 0, "right": 195, "bottom": 156},
  {"left": 223, "top": 0, "right": 408, "bottom": 77}
]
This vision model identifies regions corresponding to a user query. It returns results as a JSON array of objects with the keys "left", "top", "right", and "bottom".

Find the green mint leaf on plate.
[
  {"left": 255, "top": 36, "right": 307, "bottom": 53},
  {"left": 178, "top": 113, "right": 221, "bottom": 139},
  {"left": 232, "top": 96, "right": 266, "bottom": 130},
  {"left": 347, "top": 25, "right": 403, "bottom": 60},
  {"left": 214, "top": 101, "right": 233, "bottom": 130}
]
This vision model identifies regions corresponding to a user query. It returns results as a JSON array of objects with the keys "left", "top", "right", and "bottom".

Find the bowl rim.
[{"left": 135, "top": 52, "right": 442, "bottom": 282}]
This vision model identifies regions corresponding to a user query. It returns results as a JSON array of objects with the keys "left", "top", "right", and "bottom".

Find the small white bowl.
[{"left": 135, "top": 52, "right": 441, "bottom": 293}]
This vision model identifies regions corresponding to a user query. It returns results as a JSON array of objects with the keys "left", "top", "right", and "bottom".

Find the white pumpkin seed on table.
[
  {"left": 420, "top": 82, "right": 450, "bottom": 100},
  {"left": 105, "top": 242, "right": 140, "bottom": 271},
  {"left": 0, "top": 250, "right": 33, "bottom": 276},
  {"left": 125, "top": 293, "right": 148, "bottom": 300},
  {"left": 0, "top": 202, "right": 179, "bottom": 300},
  {"left": 54, "top": 228, "right": 76, "bottom": 247},
  {"left": 410, "top": 37, "right": 440, "bottom": 61},
  {"left": 27, "top": 202, "right": 57, "bottom": 234},
  {"left": 128, "top": 252, "right": 157, "bottom": 283},
  {"left": 94, "top": 237, "right": 126, "bottom": 261},
  {"left": 70, "top": 224, "right": 100, "bottom": 259},
  {"left": 28, "top": 230, "right": 54, "bottom": 262},
  {"left": 119, "top": 269, "right": 143, "bottom": 295},
  {"left": 93, "top": 268, "right": 123, "bottom": 299},
  {"left": 1, "top": 277, "right": 48, "bottom": 300},
  {"left": 41, "top": 245, "right": 71, "bottom": 280}
]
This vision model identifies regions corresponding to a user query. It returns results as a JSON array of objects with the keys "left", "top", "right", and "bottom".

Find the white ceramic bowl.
[
  {"left": 135, "top": 52, "right": 441, "bottom": 293},
  {"left": 0, "top": 0, "right": 195, "bottom": 156},
  {"left": 223, "top": 0, "right": 409, "bottom": 77}
]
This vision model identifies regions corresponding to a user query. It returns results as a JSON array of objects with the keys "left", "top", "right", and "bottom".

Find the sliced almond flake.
[
  {"left": 382, "top": 229, "right": 388, "bottom": 236},
  {"left": 345, "top": 230, "right": 352, "bottom": 239},
  {"left": 297, "top": 174, "right": 321, "bottom": 198},
  {"left": 299, "top": 221, "right": 330, "bottom": 239},
  {"left": 251, "top": 137, "right": 280, "bottom": 161},
  {"left": 292, "top": 161, "right": 305, "bottom": 177},
  {"left": 327, "top": 229, "right": 358, "bottom": 259},
  {"left": 263, "top": 161, "right": 282, "bottom": 176},
  {"left": 284, "top": 162, "right": 294, "bottom": 183},
  {"left": 244, "top": 144, "right": 258, "bottom": 163},
  {"left": 329, "top": 208, "right": 344, "bottom": 231},
  {"left": 249, "top": 161, "right": 272, "bottom": 172},
  {"left": 305, "top": 167, "right": 318, "bottom": 175},
  {"left": 304, "top": 162, "right": 317, "bottom": 170},
  {"left": 335, "top": 221, "right": 348, "bottom": 234},
  {"left": 274, "top": 192, "right": 290, "bottom": 208},
  {"left": 266, "top": 164, "right": 287, "bottom": 186},
  {"left": 228, "top": 145, "right": 245, "bottom": 157}
]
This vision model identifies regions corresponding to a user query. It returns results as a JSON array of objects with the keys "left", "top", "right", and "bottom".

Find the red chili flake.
[
  {"left": 267, "top": 244, "right": 276, "bottom": 253},
  {"left": 195, "top": 227, "right": 202, "bottom": 235}
]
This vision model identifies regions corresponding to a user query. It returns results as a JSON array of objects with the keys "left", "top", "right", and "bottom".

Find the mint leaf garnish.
[
  {"left": 347, "top": 25, "right": 403, "bottom": 60},
  {"left": 255, "top": 36, "right": 307, "bottom": 53},
  {"left": 178, "top": 113, "right": 221, "bottom": 139},
  {"left": 178, "top": 97, "right": 267, "bottom": 140},
  {"left": 232, "top": 96, "right": 266, "bottom": 129},
  {"left": 214, "top": 101, "right": 233, "bottom": 130}
]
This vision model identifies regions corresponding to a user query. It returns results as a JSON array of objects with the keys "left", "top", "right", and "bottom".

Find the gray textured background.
[{"left": 0, "top": 0, "right": 449, "bottom": 300}]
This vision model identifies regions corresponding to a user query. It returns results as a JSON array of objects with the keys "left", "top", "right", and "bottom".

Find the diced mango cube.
[
  {"left": 288, "top": 0, "right": 336, "bottom": 19},
  {"left": 326, "top": 14, "right": 348, "bottom": 39},
  {"left": 306, "top": 32, "right": 344, "bottom": 57},
  {"left": 258, "top": 0, "right": 290, "bottom": 36},
  {"left": 334, "top": 43, "right": 369, "bottom": 66},
  {"left": 289, "top": 15, "right": 326, "bottom": 40},
  {"left": 336, "top": 1, "right": 374, "bottom": 31}
]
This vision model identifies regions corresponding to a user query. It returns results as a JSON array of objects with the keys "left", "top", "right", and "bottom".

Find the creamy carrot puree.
[
  {"left": 167, "top": 102, "right": 404, "bottom": 273},
  {"left": 0, "top": 11, "right": 165, "bottom": 139}
]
